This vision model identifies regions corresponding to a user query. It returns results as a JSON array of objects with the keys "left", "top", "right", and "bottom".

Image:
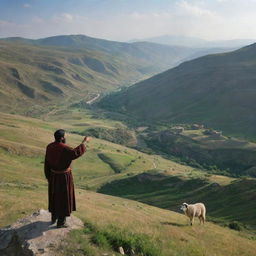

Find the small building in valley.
[
  {"left": 170, "top": 126, "right": 184, "bottom": 134},
  {"left": 203, "top": 129, "right": 222, "bottom": 137},
  {"left": 191, "top": 124, "right": 204, "bottom": 130}
]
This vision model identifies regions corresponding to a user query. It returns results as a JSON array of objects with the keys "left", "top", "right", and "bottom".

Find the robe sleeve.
[
  {"left": 68, "top": 143, "right": 86, "bottom": 160},
  {"left": 44, "top": 157, "right": 51, "bottom": 181}
]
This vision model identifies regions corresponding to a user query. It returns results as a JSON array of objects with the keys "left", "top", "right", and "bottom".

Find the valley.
[
  {"left": 1, "top": 34, "right": 256, "bottom": 255},
  {"left": 0, "top": 35, "right": 209, "bottom": 116},
  {"left": 98, "top": 43, "right": 256, "bottom": 140}
]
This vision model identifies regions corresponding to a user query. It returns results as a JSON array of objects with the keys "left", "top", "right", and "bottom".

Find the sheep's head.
[{"left": 180, "top": 203, "right": 188, "bottom": 212}]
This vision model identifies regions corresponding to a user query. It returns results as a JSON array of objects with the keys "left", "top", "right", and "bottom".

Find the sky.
[{"left": 0, "top": 0, "right": 256, "bottom": 41}]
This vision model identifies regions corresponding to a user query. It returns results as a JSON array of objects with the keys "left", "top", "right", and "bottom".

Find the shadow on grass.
[{"left": 161, "top": 221, "right": 187, "bottom": 227}]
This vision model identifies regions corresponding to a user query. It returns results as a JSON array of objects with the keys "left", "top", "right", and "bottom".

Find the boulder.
[{"left": 118, "top": 246, "right": 125, "bottom": 255}]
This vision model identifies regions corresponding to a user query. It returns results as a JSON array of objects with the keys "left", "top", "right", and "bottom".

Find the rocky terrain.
[{"left": 0, "top": 209, "right": 83, "bottom": 256}]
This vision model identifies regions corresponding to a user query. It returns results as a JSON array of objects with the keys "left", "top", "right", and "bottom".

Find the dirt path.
[{"left": 86, "top": 93, "right": 100, "bottom": 104}]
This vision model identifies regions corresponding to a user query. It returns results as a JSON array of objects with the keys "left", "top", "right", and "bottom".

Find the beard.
[{"left": 61, "top": 138, "right": 66, "bottom": 144}]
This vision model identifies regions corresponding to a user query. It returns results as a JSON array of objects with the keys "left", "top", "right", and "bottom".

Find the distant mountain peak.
[{"left": 132, "top": 34, "right": 256, "bottom": 48}]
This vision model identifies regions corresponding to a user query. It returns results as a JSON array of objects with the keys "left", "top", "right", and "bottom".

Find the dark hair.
[{"left": 54, "top": 129, "right": 65, "bottom": 142}]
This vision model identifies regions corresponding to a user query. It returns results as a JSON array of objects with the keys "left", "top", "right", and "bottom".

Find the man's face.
[{"left": 61, "top": 136, "right": 66, "bottom": 144}]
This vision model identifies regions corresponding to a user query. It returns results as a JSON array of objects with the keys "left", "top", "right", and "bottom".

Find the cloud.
[
  {"left": 23, "top": 3, "right": 31, "bottom": 8},
  {"left": 60, "top": 13, "right": 74, "bottom": 22},
  {"left": 0, "top": 20, "right": 30, "bottom": 38},
  {"left": 1, "top": 1, "right": 256, "bottom": 41},
  {"left": 177, "top": 1, "right": 219, "bottom": 19}
]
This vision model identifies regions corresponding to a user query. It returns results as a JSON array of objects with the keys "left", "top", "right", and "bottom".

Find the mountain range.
[
  {"left": 132, "top": 34, "right": 256, "bottom": 48},
  {"left": 2, "top": 34, "right": 256, "bottom": 139},
  {"left": 98, "top": 43, "right": 256, "bottom": 139},
  {"left": 0, "top": 34, "right": 211, "bottom": 115}
]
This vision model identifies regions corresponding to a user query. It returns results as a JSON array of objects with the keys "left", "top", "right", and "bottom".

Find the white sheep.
[{"left": 181, "top": 202, "right": 206, "bottom": 225}]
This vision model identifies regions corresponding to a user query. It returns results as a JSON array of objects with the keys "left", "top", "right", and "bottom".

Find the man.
[{"left": 44, "top": 129, "right": 89, "bottom": 228}]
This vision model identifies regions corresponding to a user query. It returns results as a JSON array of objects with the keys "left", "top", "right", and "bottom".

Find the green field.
[{"left": 1, "top": 111, "right": 256, "bottom": 255}]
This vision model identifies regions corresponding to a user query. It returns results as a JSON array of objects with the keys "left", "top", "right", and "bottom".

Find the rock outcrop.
[{"left": 0, "top": 209, "right": 83, "bottom": 256}]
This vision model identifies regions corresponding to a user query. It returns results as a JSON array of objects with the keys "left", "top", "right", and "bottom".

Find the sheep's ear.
[{"left": 183, "top": 203, "right": 188, "bottom": 208}]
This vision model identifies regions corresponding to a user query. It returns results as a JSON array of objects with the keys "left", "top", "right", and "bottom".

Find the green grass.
[
  {"left": 64, "top": 190, "right": 256, "bottom": 256},
  {"left": 88, "top": 222, "right": 162, "bottom": 256},
  {"left": 0, "top": 111, "right": 201, "bottom": 225},
  {"left": 1, "top": 112, "right": 256, "bottom": 256},
  {"left": 97, "top": 152, "right": 136, "bottom": 173},
  {"left": 98, "top": 171, "right": 256, "bottom": 228}
]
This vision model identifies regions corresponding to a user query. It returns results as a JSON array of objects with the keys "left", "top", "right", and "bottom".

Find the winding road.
[{"left": 86, "top": 93, "right": 100, "bottom": 104}]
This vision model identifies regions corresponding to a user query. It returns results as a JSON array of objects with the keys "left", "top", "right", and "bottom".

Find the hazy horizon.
[{"left": 1, "top": 0, "right": 256, "bottom": 42}]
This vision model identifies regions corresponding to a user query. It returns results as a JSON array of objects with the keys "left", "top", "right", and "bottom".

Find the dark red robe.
[{"left": 44, "top": 142, "right": 86, "bottom": 217}]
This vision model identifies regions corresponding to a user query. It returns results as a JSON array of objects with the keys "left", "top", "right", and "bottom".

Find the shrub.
[
  {"left": 92, "top": 232, "right": 110, "bottom": 249},
  {"left": 91, "top": 225, "right": 163, "bottom": 256},
  {"left": 83, "top": 222, "right": 96, "bottom": 234},
  {"left": 228, "top": 221, "right": 243, "bottom": 231},
  {"left": 71, "top": 126, "right": 136, "bottom": 146}
]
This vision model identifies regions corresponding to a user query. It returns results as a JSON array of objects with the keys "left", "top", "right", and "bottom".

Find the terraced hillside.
[{"left": 139, "top": 127, "right": 256, "bottom": 177}]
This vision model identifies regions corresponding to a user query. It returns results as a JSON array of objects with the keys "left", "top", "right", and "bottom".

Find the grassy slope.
[
  {"left": 0, "top": 111, "right": 197, "bottom": 225},
  {"left": 0, "top": 40, "right": 151, "bottom": 115},
  {"left": 98, "top": 43, "right": 256, "bottom": 139},
  {"left": 60, "top": 191, "right": 256, "bottom": 256},
  {"left": 0, "top": 111, "right": 256, "bottom": 255},
  {"left": 99, "top": 172, "right": 256, "bottom": 227},
  {"left": 0, "top": 35, "right": 206, "bottom": 116},
  {"left": 143, "top": 128, "right": 256, "bottom": 176},
  {"left": 3, "top": 35, "right": 196, "bottom": 70}
]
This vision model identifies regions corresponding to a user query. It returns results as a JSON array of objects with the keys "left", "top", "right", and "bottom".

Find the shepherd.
[{"left": 44, "top": 129, "right": 89, "bottom": 228}]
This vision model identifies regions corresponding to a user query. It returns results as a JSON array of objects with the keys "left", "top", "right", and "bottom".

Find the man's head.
[{"left": 54, "top": 129, "right": 66, "bottom": 143}]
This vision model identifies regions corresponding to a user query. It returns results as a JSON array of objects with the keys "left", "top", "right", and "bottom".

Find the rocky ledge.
[{"left": 0, "top": 209, "right": 83, "bottom": 256}]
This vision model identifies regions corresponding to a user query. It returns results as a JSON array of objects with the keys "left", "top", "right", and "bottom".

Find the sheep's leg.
[
  {"left": 199, "top": 216, "right": 202, "bottom": 225},
  {"left": 190, "top": 216, "right": 194, "bottom": 226}
]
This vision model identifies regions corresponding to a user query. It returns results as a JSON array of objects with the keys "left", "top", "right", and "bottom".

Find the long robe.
[{"left": 44, "top": 142, "right": 86, "bottom": 217}]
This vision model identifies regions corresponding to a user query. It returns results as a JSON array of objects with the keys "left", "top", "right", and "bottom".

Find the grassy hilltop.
[{"left": 1, "top": 111, "right": 256, "bottom": 255}]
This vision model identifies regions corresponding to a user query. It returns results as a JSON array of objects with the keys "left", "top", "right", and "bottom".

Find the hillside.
[
  {"left": 99, "top": 171, "right": 256, "bottom": 227},
  {"left": 3, "top": 35, "right": 197, "bottom": 71},
  {"left": 58, "top": 190, "right": 256, "bottom": 256},
  {"left": 98, "top": 43, "right": 256, "bottom": 139},
  {"left": 137, "top": 128, "right": 256, "bottom": 177},
  {"left": 0, "top": 35, "right": 208, "bottom": 116},
  {"left": 1, "top": 111, "right": 256, "bottom": 255}
]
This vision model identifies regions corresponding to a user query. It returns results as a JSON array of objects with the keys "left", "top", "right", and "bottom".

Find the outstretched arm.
[{"left": 69, "top": 137, "right": 90, "bottom": 160}]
